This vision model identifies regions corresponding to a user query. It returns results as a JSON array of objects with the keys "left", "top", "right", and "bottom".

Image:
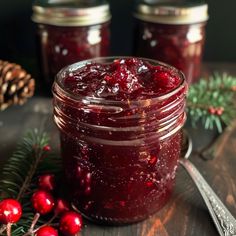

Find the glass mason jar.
[
  {"left": 52, "top": 57, "right": 187, "bottom": 224},
  {"left": 32, "top": 0, "right": 111, "bottom": 93},
  {"left": 133, "top": 1, "right": 208, "bottom": 84}
]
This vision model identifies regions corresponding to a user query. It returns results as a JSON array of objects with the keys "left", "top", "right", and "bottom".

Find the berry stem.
[
  {"left": 32, "top": 214, "right": 57, "bottom": 234},
  {"left": 6, "top": 223, "right": 11, "bottom": 236},
  {"left": 30, "top": 213, "right": 41, "bottom": 231},
  {"left": 22, "top": 213, "right": 40, "bottom": 236}
]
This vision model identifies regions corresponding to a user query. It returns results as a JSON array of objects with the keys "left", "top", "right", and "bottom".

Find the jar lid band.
[
  {"left": 32, "top": 4, "right": 111, "bottom": 26},
  {"left": 134, "top": 3, "right": 209, "bottom": 24}
]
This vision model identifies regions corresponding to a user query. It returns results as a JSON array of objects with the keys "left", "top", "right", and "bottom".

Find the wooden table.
[{"left": 1, "top": 63, "right": 236, "bottom": 236}]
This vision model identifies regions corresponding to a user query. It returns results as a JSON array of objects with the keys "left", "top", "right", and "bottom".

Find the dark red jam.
[
  {"left": 53, "top": 58, "right": 187, "bottom": 224},
  {"left": 36, "top": 23, "right": 110, "bottom": 90},
  {"left": 63, "top": 58, "right": 182, "bottom": 100},
  {"left": 134, "top": 21, "right": 206, "bottom": 84}
]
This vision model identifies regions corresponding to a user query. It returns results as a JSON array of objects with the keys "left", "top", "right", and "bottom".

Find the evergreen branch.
[
  {"left": 0, "top": 129, "right": 62, "bottom": 236},
  {"left": 16, "top": 144, "right": 46, "bottom": 202},
  {"left": 187, "top": 73, "right": 236, "bottom": 133},
  {"left": 0, "top": 129, "right": 49, "bottom": 201}
]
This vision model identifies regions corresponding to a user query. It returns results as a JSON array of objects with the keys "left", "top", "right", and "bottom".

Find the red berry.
[
  {"left": 38, "top": 174, "right": 55, "bottom": 191},
  {"left": 208, "top": 106, "right": 216, "bottom": 115},
  {"left": 0, "top": 199, "right": 22, "bottom": 224},
  {"left": 31, "top": 190, "right": 54, "bottom": 215},
  {"left": 231, "top": 85, "right": 236, "bottom": 91},
  {"left": 54, "top": 199, "right": 70, "bottom": 215},
  {"left": 36, "top": 226, "right": 58, "bottom": 236},
  {"left": 43, "top": 145, "right": 51, "bottom": 152},
  {"left": 59, "top": 211, "right": 82, "bottom": 235},
  {"left": 216, "top": 107, "right": 224, "bottom": 116}
]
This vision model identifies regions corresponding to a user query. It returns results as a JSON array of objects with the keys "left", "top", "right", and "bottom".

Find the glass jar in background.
[
  {"left": 53, "top": 57, "right": 187, "bottom": 224},
  {"left": 32, "top": 0, "right": 111, "bottom": 93},
  {"left": 133, "top": 1, "right": 208, "bottom": 84}
]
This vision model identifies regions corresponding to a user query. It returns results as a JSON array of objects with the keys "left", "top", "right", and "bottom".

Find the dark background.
[{"left": 0, "top": 0, "right": 235, "bottom": 78}]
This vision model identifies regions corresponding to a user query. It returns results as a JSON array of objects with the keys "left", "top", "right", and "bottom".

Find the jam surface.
[
  {"left": 54, "top": 58, "right": 186, "bottom": 224},
  {"left": 63, "top": 58, "right": 181, "bottom": 100}
]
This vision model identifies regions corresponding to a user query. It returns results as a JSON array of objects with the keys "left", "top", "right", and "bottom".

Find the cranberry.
[
  {"left": 35, "top": 226, "right": 58, "bottom": 236},
  {"left": 216, "top": 107, "right": 224, "bottom": 116},
  {"left": 208, "top": 106, "right": 216, "bottom": 115},
  {"left": 231, "top": 85, "right": 236, "bottom": 91},
  {"left": 153, "top": 69, "right": 179, "bottom": 90},
  {"left": 148, "top": 156, "right": 158, "bottom": 165},
  {"left": 0, "top": 199, "right": 22, "bottom": 224},
  {"left": 38, "top": 174, "right": 55, "bottom": 191},
  {"left": 43, "top": 145, "right": 51, "bottom": 152},
  {"left": 31, "top": 190, "right": 54, "bottom": 215},
  {"left": 59, "top": 211, "right": 82, "bottom": 235},
  {"left": 54, "top": 199, "right": 70, "bottom": 215}
]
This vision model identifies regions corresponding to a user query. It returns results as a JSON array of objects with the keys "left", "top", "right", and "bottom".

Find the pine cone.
[{"left": 0, "top": 60, "right": 35, "bottom": 111}]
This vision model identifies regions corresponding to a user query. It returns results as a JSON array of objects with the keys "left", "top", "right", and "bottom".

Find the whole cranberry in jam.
[
  {"left": 36, "top": 226, "right": 58, "bottom": 236},
  {"left": 59, "top": 211, "right": 82, "bottom": 235},
  {"left": 0, "top": 199, "right": 22, "bottom": 224},
  {"left": 31, "top": 190, "right": 54, "bottom": 215}
]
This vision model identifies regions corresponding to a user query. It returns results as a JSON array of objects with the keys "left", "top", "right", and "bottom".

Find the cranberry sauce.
[
  {"left": 37, "top": 23, "right": 110, "bottom": 90},
  {"left": 134, "top": 21, "right": 206, "bottom": 84},
  {"left": 63, "top": 58, "right": 181, "bottom": 100},
  {"left": 53, "top": 58, "right": 187, "bottom": 224}
]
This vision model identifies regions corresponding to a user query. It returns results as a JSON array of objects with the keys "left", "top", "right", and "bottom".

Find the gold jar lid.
[
  {"left": 32, "top": 0, "right": 111, "bottom": 26},
  {"left": 134, "top": 1, "right": 208, "bottom": 24}
]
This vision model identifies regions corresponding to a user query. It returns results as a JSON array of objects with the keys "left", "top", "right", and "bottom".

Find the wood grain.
[{"left": 1, "top": 63, "right": 236, "bottom": 235}]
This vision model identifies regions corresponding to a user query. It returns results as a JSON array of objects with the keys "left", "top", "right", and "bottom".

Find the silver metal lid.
[
  {"left": 134, "top": 1, "right": 208, "bottom": 24},
  {"left": 32, "top": 0, "right": 111, "bottom": 26}
]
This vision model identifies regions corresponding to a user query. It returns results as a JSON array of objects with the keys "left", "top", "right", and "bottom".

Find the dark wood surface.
[{"left": 1, "top": 62, "right": 236, "bottom": 236}]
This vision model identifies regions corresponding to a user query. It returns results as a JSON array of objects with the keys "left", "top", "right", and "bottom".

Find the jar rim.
[
  {"left": 134, "top": 2, "right": 208, "bottom": 25},
  {"left": 32, "top": 3, "right": 111, "bottom": 26},
  {"left": 53, "top": 56, "right": 187, "bottom": 105}
]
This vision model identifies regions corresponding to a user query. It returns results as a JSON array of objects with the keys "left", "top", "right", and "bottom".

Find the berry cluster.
[
  {"left": 208, "top": 106, "right": 224, "bottom": 116},
  {"left": 0, "top": 173, "right": 82, "bottom": 236}
]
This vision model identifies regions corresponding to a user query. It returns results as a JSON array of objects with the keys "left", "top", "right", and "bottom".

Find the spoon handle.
[{"left": 180, "top": 159, "right": 236, "bottom": 236}]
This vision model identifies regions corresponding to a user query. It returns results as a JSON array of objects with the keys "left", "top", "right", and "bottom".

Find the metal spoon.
[{"left": 180, "top": 132, "right": 236, "bottom": 236}]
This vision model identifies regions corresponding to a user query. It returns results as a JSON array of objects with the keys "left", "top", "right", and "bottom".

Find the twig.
[
  {"left": 6, "top": 224, "right": 11, "bottom": 236},
  {"left": 22, "top": 213, "right": 40, "bottom": 236},
  {"left": 16, "top": 147, "right": 44, "bottom": 201},
  {"left": 201, "top": 118, "right": 236, "bottom": 159},
  {"left": 33, "top": 214, "right": 57, "bottom": 234}
]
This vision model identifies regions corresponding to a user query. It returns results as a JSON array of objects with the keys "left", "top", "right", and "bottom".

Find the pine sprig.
[
  {"left": 0, "top": 129, "right": 49, "bottom": 200},
  {"left": 0, "top": 129, "right": 62, "bottom": 236},
  {"left": 187, "top": 73, "right": 236, "bottom": 132}
]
